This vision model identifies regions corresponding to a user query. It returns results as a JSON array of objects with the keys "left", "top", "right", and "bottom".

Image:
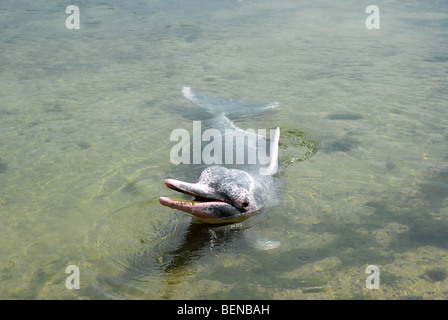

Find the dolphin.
[{"left": 159, "top": 87, "right": 280, "bottom": 224}]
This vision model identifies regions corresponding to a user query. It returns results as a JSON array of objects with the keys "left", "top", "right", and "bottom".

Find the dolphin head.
[{"left": 159, "top": 166, "right": 268, "bottom": 224}]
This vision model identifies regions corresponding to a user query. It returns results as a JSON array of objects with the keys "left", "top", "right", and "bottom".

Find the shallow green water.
[{"left": 1, "top": 0, "right": 448, "bottom": 299}]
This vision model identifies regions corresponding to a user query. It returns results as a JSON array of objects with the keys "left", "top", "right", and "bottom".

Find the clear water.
[{"left": 1, "top": 0, "right": 447, "bottom": 299}]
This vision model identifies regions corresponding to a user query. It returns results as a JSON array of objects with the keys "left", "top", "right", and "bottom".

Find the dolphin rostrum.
[{"left": 159, "top": 87, "right": 280, "bottom": 224}]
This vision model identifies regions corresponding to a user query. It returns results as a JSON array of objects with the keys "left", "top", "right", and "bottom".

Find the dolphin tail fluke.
[{"left": 182, "top": 87, "right": 278, "bottom": 118}]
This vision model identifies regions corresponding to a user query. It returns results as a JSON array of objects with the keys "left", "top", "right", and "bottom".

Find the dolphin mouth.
[{"left": 159, "top": 179, "right": 242, "bottom": 222}]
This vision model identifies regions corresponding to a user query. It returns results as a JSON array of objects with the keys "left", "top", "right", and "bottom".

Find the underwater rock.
[
  {"left": 0, "top": 161, "right": 8, "bottom": 174},
  {"left": 77, "top": 141, "right": 91, "bottom": 150}
]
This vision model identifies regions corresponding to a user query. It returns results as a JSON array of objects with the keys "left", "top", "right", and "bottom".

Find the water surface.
[{"left": 1, "top": 0, "right": 448, "bottom": 299}]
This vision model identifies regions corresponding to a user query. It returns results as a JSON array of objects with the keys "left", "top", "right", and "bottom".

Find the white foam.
[
  {"left": 254, "top": 238, "right": 281, "bottom": 250},
  {"left": 265, "top": 101, "right": 279, "bottom": 110},
  {"left": 182, "top": 86, "right": 195, "bottom": 101},
  {"left": 259, "top": 126, "right": 280, "bottom": 176}
]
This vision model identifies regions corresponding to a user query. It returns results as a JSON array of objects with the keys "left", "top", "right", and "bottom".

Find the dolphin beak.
[
  {"left": 164, "top": 179, "right": 214, "bottom": 199},
  {"left": 159, "top": 179, "right": 241, "bottom": 222}
]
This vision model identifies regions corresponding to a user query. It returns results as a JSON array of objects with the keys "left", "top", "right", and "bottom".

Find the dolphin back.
[{"left": 180, "top": 87, "right": 280, "bottom": 176}]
